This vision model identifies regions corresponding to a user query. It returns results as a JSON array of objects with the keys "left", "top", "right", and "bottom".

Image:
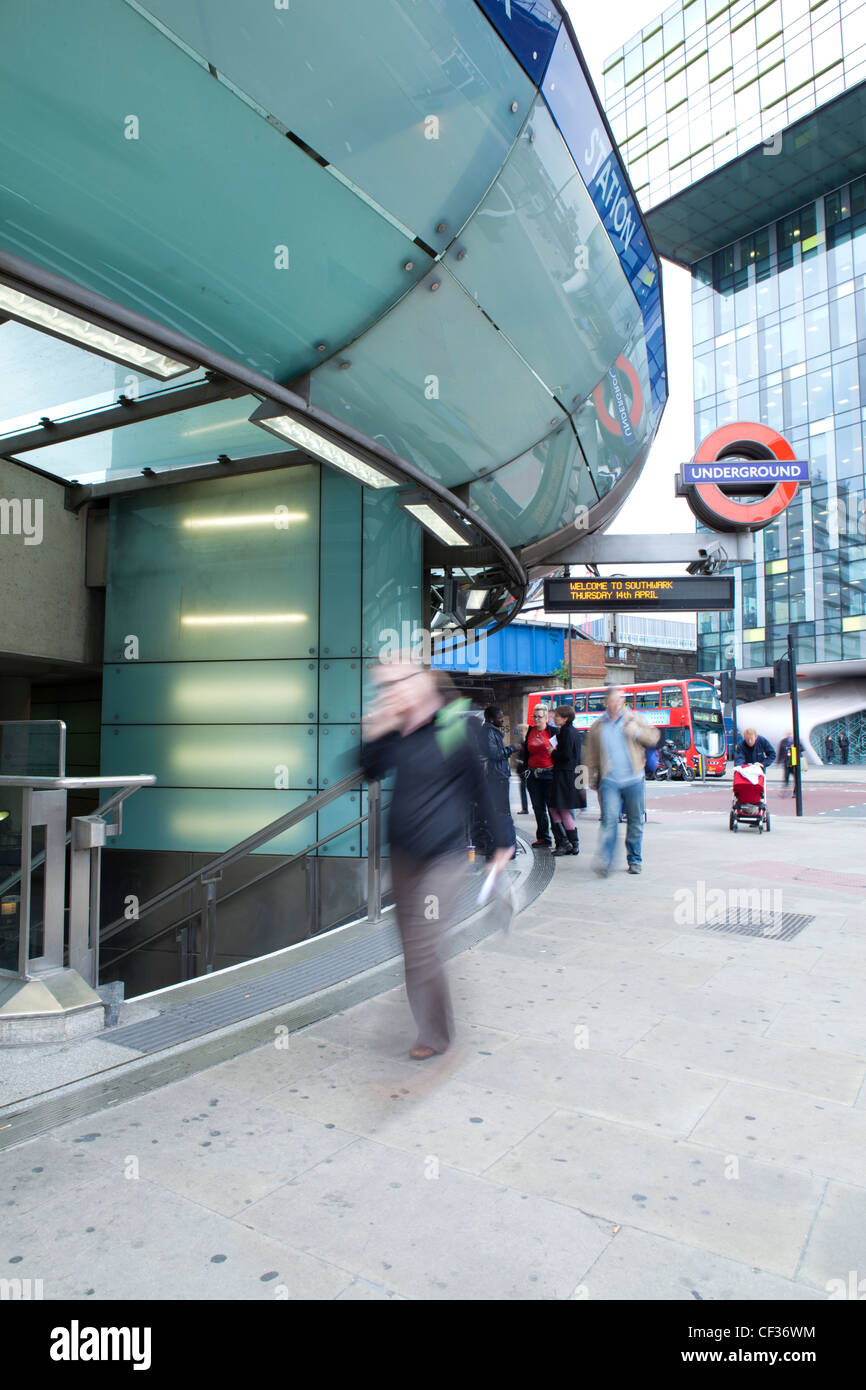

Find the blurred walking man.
[
  {"left": 585, "top": 686, "right": 658, "bottom": 876},
  {"left": 361, "top": 660, "right": 512, "bottom": 1059}
]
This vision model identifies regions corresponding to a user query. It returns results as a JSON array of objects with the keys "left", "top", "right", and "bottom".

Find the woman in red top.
[{"left": 520, "top": 704, "right": 555, "bottom": 848}]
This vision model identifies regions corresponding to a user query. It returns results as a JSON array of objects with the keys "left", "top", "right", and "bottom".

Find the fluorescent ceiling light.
[
  {"left": 0, "top": 282, "right": 193, "bottom": 380},
  {"left": 181, "top": 613, "right": 307, "bottom": 626},
  {"left": 466, "top": 588, "right": 489, "bottom": 611},
  {"left": 402, "top": 503, "right": 471, "bottom": 547},
  {"left": 249, "top": 404, "right": 397, "bottom": 488},
  {"left": 181, "top": 512, "right": 308, "bottom": 529}
]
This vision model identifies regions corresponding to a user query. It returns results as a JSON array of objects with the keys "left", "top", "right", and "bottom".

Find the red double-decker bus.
[{"left": 526, "top": 679, "right": 727, "bottom": 776}]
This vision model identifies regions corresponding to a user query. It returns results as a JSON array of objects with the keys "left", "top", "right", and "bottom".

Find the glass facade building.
[
  {"left": 691, "top": 180, "right": 866, "bottom": 672},
  {"left": 603, "top": 0, "right": 865, "bottom": 211},
  {"left": 605, "top": 0, "right": 866, "bottom": 760}
]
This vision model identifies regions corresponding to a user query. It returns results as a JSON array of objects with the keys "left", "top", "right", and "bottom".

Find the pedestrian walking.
[
  {"left": 549, "top": 705, "right": 582, "bottom": 856},
  {"left": 360, "top": 660, "right": 512, "bottom": 1060},
  {"left": 825, "top": 734, "right": 834, "bottom": 763},
  {"left": 520, "top": 703, "right": 556, "bottom": 848},
  {"left": 482, "top": 706, "right": 517, "bottom": 855},
  {"left": 839, "top": 731, "right": 849, "bottom": 764},
  {"left": 584, "top": 686, "right": 659, "bottom": 876},
  {"left": 777, "top": 731, "right": 805, "bottom": 797}
]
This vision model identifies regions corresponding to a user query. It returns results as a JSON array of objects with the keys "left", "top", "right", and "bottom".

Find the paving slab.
[
  {"left": 581, "top": 1226, "right": 823, "bottom": 1301},
  {"left": 691, "top": 1081, "right": 866, "bottom": 1187},
  {"left": 47, "top": 1074, "right": 357, "bottom": 1218},
  {"left": 0, "top": 1174, "right": 354, "bottom": 1300},
  {"left": 795, "top": 1182, "right": 866, "bottom": 1294},
  {"left": 263, "top": 1050, "right": 556, "bottom": 1174},
  {"left": 627, "top": 1018, "right": 866, "bottom": 1105},
  {"left": 486, "top": 1109, "right": 825, "bottom": 1277},
  {"left": 765, "top": 1000, "right": 866, "bottom": 1058},
  {"left": 242, "top": 1137, "right": 612, "bottom": 1300},
  {"left": 461, "top": 1034, "right": 724, "bottom": 1137}
]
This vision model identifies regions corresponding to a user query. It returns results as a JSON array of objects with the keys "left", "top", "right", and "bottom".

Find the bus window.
[
  {"left": 623, "top": 692, "right": 634, "bottom": 709},
  {"left": 572, "top": 692, "right": 587, "bottom": 712},
  {"left": 554, "top": 693, "right": 574, "bottom": 708},
  {"left": 635, "top": 689, "right": 660, "bottom": 709},
  {"left": 587, "top": 691, "right": 607, "bottom": 713},
  {"left": 661, "top": 685, "right": 684, "bottom": 709}
]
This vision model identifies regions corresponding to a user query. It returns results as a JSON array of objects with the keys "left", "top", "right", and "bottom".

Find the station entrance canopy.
[{"left": 0, "top": 0, "right": 667, "bottom": 630}]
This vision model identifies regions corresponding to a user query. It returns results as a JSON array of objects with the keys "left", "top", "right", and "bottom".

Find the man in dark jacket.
[
  {"left": 482, "top": 707, "right": 516, "bottom": 854},
  {"left": 735, "top": 728, "right": 776, "bottom": 768},
  {"left": 360, "top": 662, "right": 512, "bottom": 1060}
]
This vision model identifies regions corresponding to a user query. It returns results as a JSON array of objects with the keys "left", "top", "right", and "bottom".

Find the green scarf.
[{"left": 433, "top": 698, "right": 472, "bottom": 760}]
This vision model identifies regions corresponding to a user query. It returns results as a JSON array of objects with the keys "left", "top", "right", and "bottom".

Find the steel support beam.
[
  {"left": 0, "top": 373, "right": 247, "bottom": 457},
  {"left": 524, "top": 531, "right": 754, "bottom": 575}
]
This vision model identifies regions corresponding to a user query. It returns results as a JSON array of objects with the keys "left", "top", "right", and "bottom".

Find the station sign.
[
  {"left": 543, "top": 575, "right": 734, "bottom": 613},
  {"left": 678, "top": 424, "right": 810, "bottom": 532}
]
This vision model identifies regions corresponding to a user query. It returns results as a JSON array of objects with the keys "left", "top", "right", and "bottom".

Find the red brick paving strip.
[{"left": 718, "top": 861, "right": 866, "bottom": 891}]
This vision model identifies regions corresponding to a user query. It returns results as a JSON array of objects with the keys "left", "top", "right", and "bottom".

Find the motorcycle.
[{"left": 654, "top": 740, "right": 695, "bottom": 781}]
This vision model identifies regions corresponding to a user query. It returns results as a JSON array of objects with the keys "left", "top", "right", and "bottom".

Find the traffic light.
[
  {"left": 756, "top": 676, "right": 774, "bottom": 697},
  {"left": 718, "top": 669, "right": 735, "bottom": 703},
  {"left": 773, "top": 655, "right": 792, "bottom": 693}
]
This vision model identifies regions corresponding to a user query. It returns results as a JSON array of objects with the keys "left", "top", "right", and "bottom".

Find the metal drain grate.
[{"left": 698, "top": 911, "right": 815, "bottom": 940}]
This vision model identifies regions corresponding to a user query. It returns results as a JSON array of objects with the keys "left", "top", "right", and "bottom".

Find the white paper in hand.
[{"left": 476, "top": 864, "right": 501, "bottom": 907}]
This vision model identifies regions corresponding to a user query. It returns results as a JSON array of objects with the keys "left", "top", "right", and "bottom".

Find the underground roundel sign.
[
  {"left": 677, "top": 423, "right": 810, "bottom": 533},
  {"left": 592, "top": 355, "right": 643, "bottom": 441}
]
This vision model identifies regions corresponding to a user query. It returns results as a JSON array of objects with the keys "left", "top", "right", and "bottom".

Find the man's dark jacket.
[
  {"left": 360, "top": 706, "right": 509, "bottom": 860},
  {"left": 735, "top": 734, "right": 776, "bottom": 767},
  {"left": 482, "top": 721, "right": 515, "bottom": 781}
]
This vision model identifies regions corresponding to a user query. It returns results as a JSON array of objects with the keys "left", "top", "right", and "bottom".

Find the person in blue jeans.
[{"left": 584, "top": 686, "right": 659, "bottom": 876}]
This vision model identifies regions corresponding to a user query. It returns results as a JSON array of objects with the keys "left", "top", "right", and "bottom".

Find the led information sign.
[{"left": 543, "top": 576, "right": 735, "bottom": 612}]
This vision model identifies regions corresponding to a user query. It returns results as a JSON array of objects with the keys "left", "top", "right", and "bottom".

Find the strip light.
[
  {"left": 249, "top": 404, "right": 397, "bottom": 489},
  {"left": 0, "top": 282, "right": 193, "bottom": 380},
  {"left": 181, "top": 613, "right": 307, "bottom": 627},
  {"left": 402, "top": 503, "right": 470, "bottom": 547},
  {"left": 181, "top": 512, "right": 308, "bottom": 529}
]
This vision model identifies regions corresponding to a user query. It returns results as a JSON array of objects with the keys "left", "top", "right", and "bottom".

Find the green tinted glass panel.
[
  {"left": 104, "top": 467, "right": 320, "bottom": 661},
  {"left": 317, "top": 792, "right": 363, "bottom": 858},
  {"left": 106, "top": 788, "right": 315, "bottom": 855},
  {"left": 319, "top": 661, "right": 362, "bottom": 724},
  {"left": 445, "top": 99, "right": 640, "bottom": 404},
  {"left": 319, "top": 470, "right": 362, "bottom": 657},
  {"left": 24, "top": 397, "right": 288, "bottom": 485},
  {"left": 0, "top": 0, "right": 419, "bottom": 382},
  {"left": 102, "top": 661, "right": 318, "bottom": 725},
  {"left": 311, "top": 268, "right": 568, "bottom": 485},
  {"left": 362, "top": 491, "right": 422, "bottom": 658},
  {"left": 135, "top": 0, "right": 534, "bottom": 253},
  {"left": 0, "top": 322, "right": 206, "bottom": 439},
  {"left": 468, "top": 424, "right": 599, "bottom": 547},
  {"left": 101, "top": 725, "right": 316, "bottom": 791},
  {"left": 318, "top": 725, "right": 361, "bottom": 788}
]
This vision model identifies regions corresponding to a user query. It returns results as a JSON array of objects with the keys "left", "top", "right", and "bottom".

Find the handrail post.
[
  {"left": 367, "top": 779, "right": 382, "bottom": 924},
  {"left": 200, "top": 871, "right": 221, "bottom": 973}
]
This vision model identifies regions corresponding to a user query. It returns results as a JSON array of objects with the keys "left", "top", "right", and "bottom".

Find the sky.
[{"left": 562, "top": 1, "right": 698, "bottom": 550}]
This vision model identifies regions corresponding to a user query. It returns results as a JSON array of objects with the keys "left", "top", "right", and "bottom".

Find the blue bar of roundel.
[
  {"left": 473, "top": 0, "right": 561, "bottom": 85},
  {"left": 683, "top": 461, "right": 810, "bottom": 484}
]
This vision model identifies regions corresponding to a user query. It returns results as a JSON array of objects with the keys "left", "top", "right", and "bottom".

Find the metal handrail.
[
  {"left": 0, "top": 779, "right": 154, "bottom": 897},
  {"left": 100, "top": 769, "right": 366, "bottom": 943},
  {"left": 103, "top": 795, "right": 392, "bottom": 969}
]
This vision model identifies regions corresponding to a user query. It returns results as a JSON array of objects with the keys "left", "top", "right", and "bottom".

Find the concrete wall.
[{"left": 0, "top": 459, "right": 102, "bottom": 667}]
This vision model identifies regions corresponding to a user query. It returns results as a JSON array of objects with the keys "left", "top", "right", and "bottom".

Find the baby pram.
[{"left": 730, "top": 764, "right": 771, "bottom": 833}]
